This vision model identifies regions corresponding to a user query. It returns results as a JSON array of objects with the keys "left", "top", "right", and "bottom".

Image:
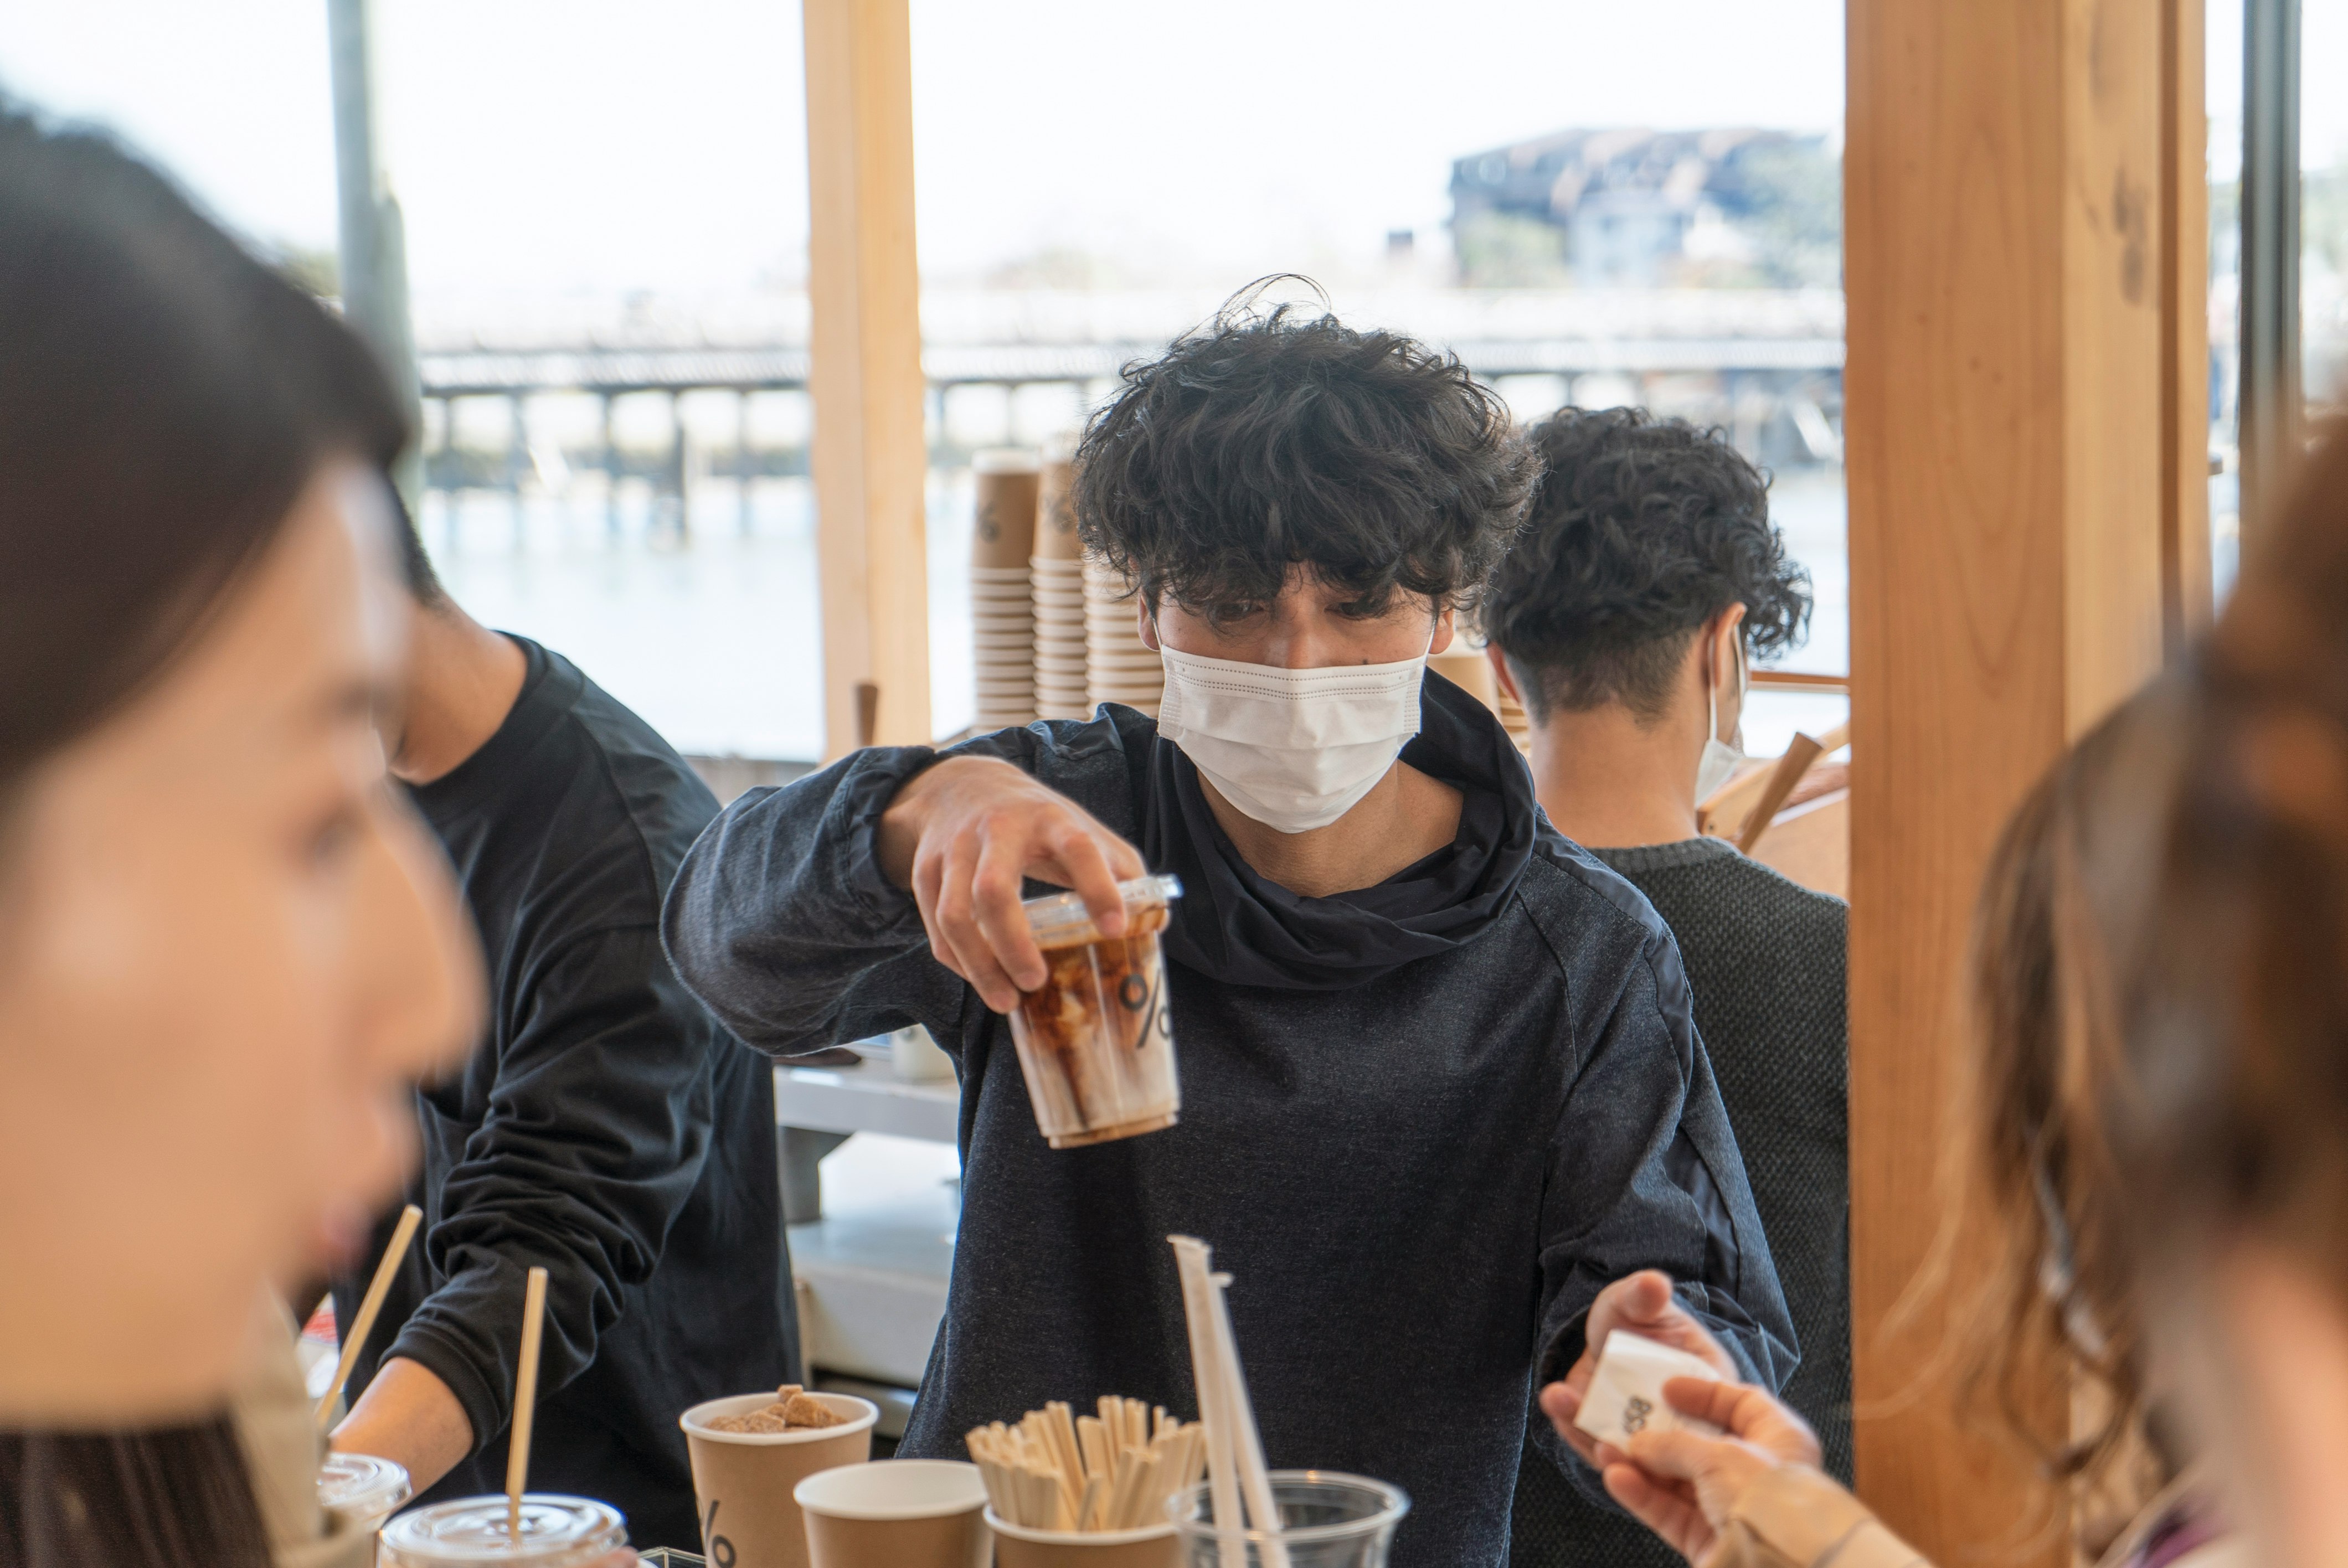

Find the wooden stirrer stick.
[
  {"left": 315, "top": 1204, "right": 423, "bottom": 1431},
  {"left": 506, "top": 1266, "right": 550, "bottom": 1538}
]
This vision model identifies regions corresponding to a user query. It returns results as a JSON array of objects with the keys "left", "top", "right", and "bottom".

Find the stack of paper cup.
[
  {"left": 1032, "top": 436, "right": 1091, "bottom": 721},
  {"left": 971, "top": 450, "right": 1042, "bottom": 731},
  {"left": 1083, "top": 556, "right": 1163, "bottom": 717}
]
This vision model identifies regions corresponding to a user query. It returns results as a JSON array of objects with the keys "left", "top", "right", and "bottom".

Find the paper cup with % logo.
[{"left": 681, "top": 1391, "right": 878, "bottom": 1568}]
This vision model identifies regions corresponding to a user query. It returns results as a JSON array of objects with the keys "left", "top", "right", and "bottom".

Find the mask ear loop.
[
  {"left": 1703, "top": 618, "right": 1726, "bottom": 747},
  {"left": 1728, "top": 623, "right": 1747, "bottom": 746}
]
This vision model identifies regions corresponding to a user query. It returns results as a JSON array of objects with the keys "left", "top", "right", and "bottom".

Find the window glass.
[
  {"left": 2210, "top": 0, "right": 2245, "bottom": 600},
  {"left": 3, "top": 1, "right": 1847, "bottom": 763},
  {"left": 2308, "top": 0, "right": 2347, "bottom": 430},
  {"left": 910, "top": 0, "right": 1848, "bottom": 757}
]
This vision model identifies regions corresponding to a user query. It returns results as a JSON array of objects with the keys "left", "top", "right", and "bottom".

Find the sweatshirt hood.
[{"left": 1138, "top": 669, "right": 1539, "bottom": 990}]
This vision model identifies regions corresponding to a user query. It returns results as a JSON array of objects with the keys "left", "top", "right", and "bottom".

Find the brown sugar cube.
[
  {"left": 775, "top": 1384, "right": 804, "bottom": 1402},
  {"left": 781, "top": 1392, "right": 846, "bottom": 1428}
]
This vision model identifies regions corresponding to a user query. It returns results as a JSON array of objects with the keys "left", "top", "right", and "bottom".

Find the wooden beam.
[
  {"left": 2163, "top": 0, "right": 2213, "bottom": 653},
  {"left": 1845, "top": 0, "right": 2178, "bottom": 1556},
  {"left": 804, "top": 0, "right": 930, "bottom": 755}
]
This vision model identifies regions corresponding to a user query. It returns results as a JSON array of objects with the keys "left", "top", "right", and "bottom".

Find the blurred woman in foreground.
[
  {"left": 1552, "top": 433, "right": 2348, "bottom": 1568},
  {"left": 0, "top": 109, "right": 480, "bottom": 1561}
]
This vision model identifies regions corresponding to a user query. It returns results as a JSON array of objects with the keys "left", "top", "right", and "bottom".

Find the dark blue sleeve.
[
  {"left": 1523, "top": 875, "right": 1799, "bottom": 1489},
  {"left": 658, "top": 716, "right": 1144, "bottom": 1062}
]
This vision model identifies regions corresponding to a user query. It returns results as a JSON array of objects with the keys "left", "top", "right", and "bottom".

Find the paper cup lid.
[
  {"left": 317, "top": 1451, "right": 413, "bottom": 1521},
  {"left": 378, "top": 1497, "right": 626, "bottom": 1566},
  {"left": 1020, "top": 873, "right": 1181, "bottom": 948}
]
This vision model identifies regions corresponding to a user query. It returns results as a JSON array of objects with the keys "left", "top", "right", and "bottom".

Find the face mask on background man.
[
  {"left": 1156, "top": 642, "right": 1430, "bottom": 834},
  {"left": 1693, "top": 622, "right": 1749, "bottom": 804}
]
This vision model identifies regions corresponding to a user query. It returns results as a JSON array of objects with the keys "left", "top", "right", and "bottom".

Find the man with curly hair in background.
[
  {"left": 1481, "top": 408, "right": 1847, "bottom": 1568},
  {"left": 662, "top": 300, "right": 1796, "bottom": 1567}
]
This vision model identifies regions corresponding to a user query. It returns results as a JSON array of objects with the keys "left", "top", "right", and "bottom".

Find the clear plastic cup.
[
  {"left": 1004, "top": 873, "right": 1182, "bottom": 1148},
  {"left": 378, "top": 1495, "right": 628, "bottom": 1567},
  {"left": 317, "top": 1451, "right": 413, "bottom": 1535},
  {"left": 1168, "top": 1472, "right": 1409, "bottom": 1568}
]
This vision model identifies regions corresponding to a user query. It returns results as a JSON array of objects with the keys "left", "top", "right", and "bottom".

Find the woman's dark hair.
[
  {"left": 0, "top": 106, "right": 409, "bottom": 808},
  {"left": 1073, "top": 281, "right": 1537, "bottom": 616},
  {"left": 0, "top": 105, "right": 408, "bottom": 1564},
  {"left": 1482, "top": 408, "right": 1811, "bottom": 723},
  {"left": 0, "top": 1421, "right": 272, "bottom": 1568},
  {"left": 2119, "top": 431, "right": 2348, "bottom": 1309}
]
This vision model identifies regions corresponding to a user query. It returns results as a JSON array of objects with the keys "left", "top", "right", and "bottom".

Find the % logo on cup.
[
  {"left": 700, "top": 1499, "right": 735, "bottom": 1568},
  {"left": 1115, "top": 968, "right": 1173, "bottom": 1044}
]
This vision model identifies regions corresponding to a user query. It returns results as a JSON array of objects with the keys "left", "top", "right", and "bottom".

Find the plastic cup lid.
[
  {"left": 378, "top": 1496, "right": 626, "bottom": 1566},
  {"left": 1020, "top": 873, "right": 1181, "bottom": 948},
  {"left": 317, "top": 1452, "right": 414, "bottom": 1520}
]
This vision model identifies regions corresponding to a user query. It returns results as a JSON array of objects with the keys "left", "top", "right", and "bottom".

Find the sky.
[
  {"left": 1, "top": 1, "right": 2333, "bottom": 300},
  {"left": 0, "top": 0, "right": 1844, "bottom": 297}
]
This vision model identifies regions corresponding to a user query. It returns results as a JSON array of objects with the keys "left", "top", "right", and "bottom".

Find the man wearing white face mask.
[
  {"left": 1480, "top": 409, "right": 1847, "bottom": 1568},
  {"left": 662, "top": 298, "right": 1796, "bottom": 1568}
]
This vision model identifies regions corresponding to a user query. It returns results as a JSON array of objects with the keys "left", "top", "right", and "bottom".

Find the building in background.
[{"left": 1449, "top": 127, "right": 1840, "bottom": 290}]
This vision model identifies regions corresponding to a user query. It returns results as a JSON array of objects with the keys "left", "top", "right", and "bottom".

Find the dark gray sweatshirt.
[{"left": 660, "top": 675, "right": 1794, "bottom": 1566}]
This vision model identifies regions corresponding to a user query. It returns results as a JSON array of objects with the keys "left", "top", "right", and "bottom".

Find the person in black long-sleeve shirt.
[
  {"left": 660, "top": 305, "right": 1795, "bottom": 1566},
  {"left": 1481, "top": 408, "right": 1848, "bottom": 1568},
  {"left": 327, "top": 511, "right": 794, "bottom": 1548}
]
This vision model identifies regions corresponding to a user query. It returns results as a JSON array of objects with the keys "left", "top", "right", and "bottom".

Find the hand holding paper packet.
[{"left": 1571, "top": 1330, "right": 1727, "bottom": 1447}]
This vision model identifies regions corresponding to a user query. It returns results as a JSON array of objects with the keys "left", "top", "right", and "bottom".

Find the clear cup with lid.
[
  {"left": 1003, "top": 873, "right": 1182, "bottom": 1148},
  {"left": 317, "top": 1451, "right": 413, "bottom": 1535},
  {"left": 378, "top": 1495, "right": 628, "bottom": 1567}
]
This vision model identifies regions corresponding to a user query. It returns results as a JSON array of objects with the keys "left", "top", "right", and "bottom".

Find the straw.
[
  {"left": 1206, "top": 1270, "right": 1290, "bottom": 1568},
  {"left": 1172, "top": 1238, "right": 1294, "bottom": 1568},
  {"left": 314, "top": 1204, "right": 423, "bottom": 1431},
  {"left": 1171, "top": 1237, "right": 1246, "bottom": 1568},
  {"left": 506, "top": 1266, "right": 550, "bottom": 1538}
]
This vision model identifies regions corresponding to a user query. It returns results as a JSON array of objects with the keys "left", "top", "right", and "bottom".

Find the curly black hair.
[
  {"left": 1483, "top": 407, "right": 1810, "bottom": 723},
  {"left": 1073, "top": 283, "right": 1537, "bottom": 616}
]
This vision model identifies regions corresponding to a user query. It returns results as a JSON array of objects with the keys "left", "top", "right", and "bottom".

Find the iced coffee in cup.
[
  {"left": 378, "top": 1495, "right": 627, "bottom": 1567},
  {"left": 1005, "top": 874, "right": 1182, "bottom": 1148}
]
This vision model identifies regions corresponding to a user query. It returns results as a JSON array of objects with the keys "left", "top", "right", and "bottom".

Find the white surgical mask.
[
  {"left": 1156, "top": 643, "right": 1428, "bottom": 834},
  {"left": 1693, "top": 627, "right": 1748, "bottom": 804}
]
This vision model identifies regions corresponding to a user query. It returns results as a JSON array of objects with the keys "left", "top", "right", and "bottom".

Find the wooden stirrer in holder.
[
  {"left": 315, "top": 1204, "right": 423, "bottom": 1431},
  {"left": 506, "top": 1266, "right": 550, "bottom": 1539}
]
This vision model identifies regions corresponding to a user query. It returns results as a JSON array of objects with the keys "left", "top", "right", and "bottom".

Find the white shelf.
[
  {"left": 774, "top": 1055, "right": 959, "bottom": 1144},
  {"left": 789, "top": 1133, "right": 959, "bottom": 1390}
]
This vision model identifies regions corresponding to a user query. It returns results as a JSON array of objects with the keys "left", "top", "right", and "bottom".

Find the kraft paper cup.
[
  {"left": 682, "top": 1392, "right": 877, "bottom": 1568},
  {"left": 795, "top": 1460, "right": 990, "bottom": 1568},
  {"left": 1034, "top": 443, "right": 1083, "bottom": 562},
  {"left": 973, "top": 452, "right": 1042, "bottom": 570},
  {"left": 988, "top": 1510, "right": 1180, "bottom": 1568}
]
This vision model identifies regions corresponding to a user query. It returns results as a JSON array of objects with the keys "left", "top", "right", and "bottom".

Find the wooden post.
[
  {"left": 804, "top": 0, "right": 931, "bottom": 756},
  {"left": 1844, "top": 0, "right": 2198, "bottom": 1556}
]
